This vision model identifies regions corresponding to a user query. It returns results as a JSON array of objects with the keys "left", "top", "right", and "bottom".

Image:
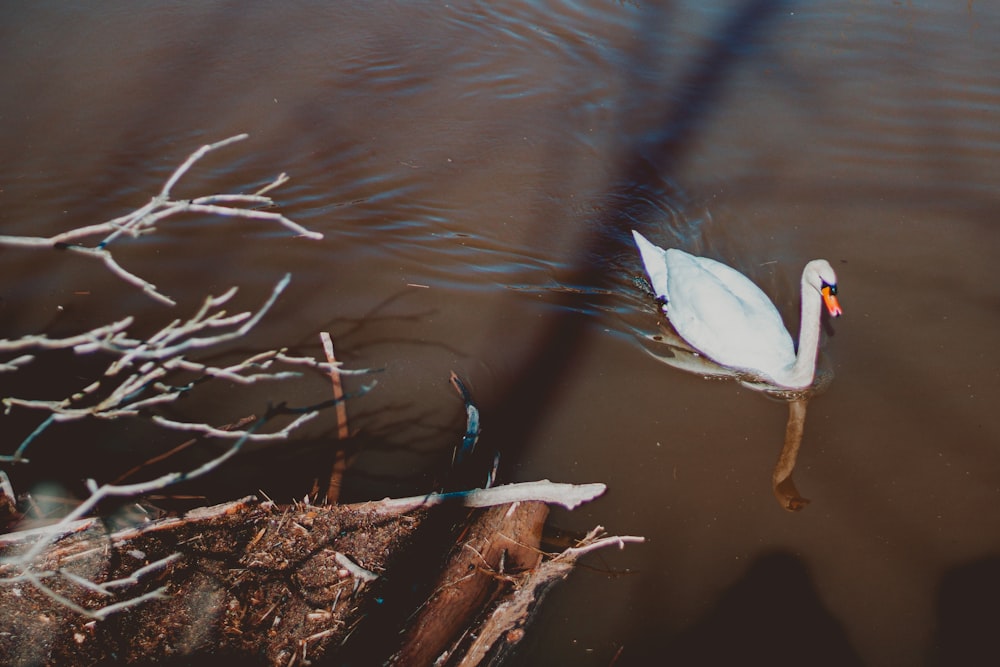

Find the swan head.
[{"left": 804, "top": 259, "right": 843, "bottom": 317}]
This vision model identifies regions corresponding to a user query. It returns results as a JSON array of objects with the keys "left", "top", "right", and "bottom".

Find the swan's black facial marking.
[{"left": 820, "top": 282, "right": 843, "bottom": 318}]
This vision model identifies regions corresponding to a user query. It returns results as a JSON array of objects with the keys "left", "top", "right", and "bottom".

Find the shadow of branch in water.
[{"left": 477, "top": 0, "right": 790, "bottom": 484}]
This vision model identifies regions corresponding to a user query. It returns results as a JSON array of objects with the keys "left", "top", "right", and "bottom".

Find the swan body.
[{"left": 632, "top": 230, "right": 842, "bottom": 390}]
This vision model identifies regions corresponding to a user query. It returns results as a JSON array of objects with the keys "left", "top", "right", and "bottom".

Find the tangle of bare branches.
[{"left": 0, "top": 135, "right": 371, "bottom": 620}]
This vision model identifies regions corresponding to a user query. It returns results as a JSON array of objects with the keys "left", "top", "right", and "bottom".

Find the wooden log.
[
  {"left": 454, "top": 530, "right": 644, "bottom": 665},
  {"left": 389, "top": 501, "right": 549, "bottom": 666}
]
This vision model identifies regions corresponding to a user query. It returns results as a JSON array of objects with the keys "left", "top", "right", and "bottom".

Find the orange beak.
[{"left": 821, "top": 285, "right": 843, "bottom": 317}]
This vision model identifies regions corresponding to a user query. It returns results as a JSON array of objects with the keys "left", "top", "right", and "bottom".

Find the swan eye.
[{"left": 822, "top": 282, "right": 837, "bottom": 296}]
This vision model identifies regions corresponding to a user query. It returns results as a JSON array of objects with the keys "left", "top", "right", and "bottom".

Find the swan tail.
[{"left": 631, "top": 230, "right": 670, "bottom": 301}]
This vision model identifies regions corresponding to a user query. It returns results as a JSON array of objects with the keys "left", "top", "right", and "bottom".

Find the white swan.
[{"left": 632, "top": 230, "right": 842, "bottom": 391}]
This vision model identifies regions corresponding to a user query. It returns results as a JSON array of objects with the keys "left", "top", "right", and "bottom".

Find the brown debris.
[
  {"left": 0, "top": 497, "right": 422, "bottom": 666},
  {"left": 0, "top": 488, "right": 640, "bottom": 665}
]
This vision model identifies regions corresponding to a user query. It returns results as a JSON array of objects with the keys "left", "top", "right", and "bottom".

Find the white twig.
[
  {"left": 0, "top": 355, "right": 34, "bottom": 372},
  {"left": 150, "top": 410, "right": 319, "bottom": 441},
  {"left": 0, "top": 318, "right": 134, "bottom": 358},
  {"left": 96, "top": 553, "right": 183, "bottom": 590},
  {"left": 334, "top": 552, "right": 380, "bottom": 583},
  {"left": 159, "top": 134, "right": 248, "bottom": 197},
  {"left": 14, "top": 560, "right": 170, "bottom": 621},
  {"left": 87, "top": 587, "right": 171, "bottom": 621},
  {"left": 557, "top": 527, "right": 646, "bottom": 560}
]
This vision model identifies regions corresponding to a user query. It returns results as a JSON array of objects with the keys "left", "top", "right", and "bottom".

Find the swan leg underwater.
[{"left": 631, "top": 230, "right": 842, "bottom": 392}]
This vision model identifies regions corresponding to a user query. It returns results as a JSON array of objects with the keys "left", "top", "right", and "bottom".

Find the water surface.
[{"left": 1, "top": 2, "right": 998, "bottom": 665}]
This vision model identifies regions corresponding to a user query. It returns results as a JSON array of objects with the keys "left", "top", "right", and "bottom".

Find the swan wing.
[{"left": 661, "top": 249, "right": 796, "bottom": 380}]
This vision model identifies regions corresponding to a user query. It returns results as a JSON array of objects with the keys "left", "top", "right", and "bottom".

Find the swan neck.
[{"left": 787, "top": 273, "right": 824, "bottom": 388}]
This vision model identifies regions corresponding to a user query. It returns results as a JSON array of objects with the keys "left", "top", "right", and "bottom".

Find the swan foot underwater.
[{"left": 631, "top": 230, "right": 843, "bottom": 511}]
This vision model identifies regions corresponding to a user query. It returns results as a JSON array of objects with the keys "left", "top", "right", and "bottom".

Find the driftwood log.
[
  {"left": 0, "top": 484, "right": 640, "bottom": 666},
  {"left": 391, "top": 501, "right": 550, "bottom": 665}
]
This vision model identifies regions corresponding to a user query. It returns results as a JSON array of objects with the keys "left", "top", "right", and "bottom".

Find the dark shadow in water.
[
  {"left": 64, "top": 4, "right": 263, "bottom": 225},
  {"left": 621, "top": 551, "right": 863, "bottom": 666},
  {"left": 337, "top": 1, "right": 802, "bottom": 660},
  {"left": 479, "top": 0, "right": 791, "bottom": 483},
  {"left": 930, "top": 556, "right": 1000, "bottom": 666}
]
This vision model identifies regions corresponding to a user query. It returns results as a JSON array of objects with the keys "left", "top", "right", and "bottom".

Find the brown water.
[{"left": 1, "top": 2, "right": 999, "bottom": 665}]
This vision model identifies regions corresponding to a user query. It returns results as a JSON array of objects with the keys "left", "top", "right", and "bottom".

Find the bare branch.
[
  {"left": 158, "top": 134, "right": 249, "bottom": 198},
  {"left": 334, "top": 552, "right": 380, "bottom": 585},
  {"left": 3, "top": 425, "right": 259, "bottom": 575},
  {"left": 150, "top": 410, "right": 320, "bottom": 441},
  {"left": 101, "top": 553, "right": 183, "bottom": 590},
  {"left": 0, "top": 355, "right": 34, "bottom": 372},
  {"left": 1, "top": 274, "right": 370, "bottom": 461},
  {"left": 556, "top": 527, "right": 646, "bottom": 560},
  {"left": 0, "top": 317, "right": 134, "bottom": 361},
  {"left": 0, "top": 134, "right": 322, "bottom": 305}
]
